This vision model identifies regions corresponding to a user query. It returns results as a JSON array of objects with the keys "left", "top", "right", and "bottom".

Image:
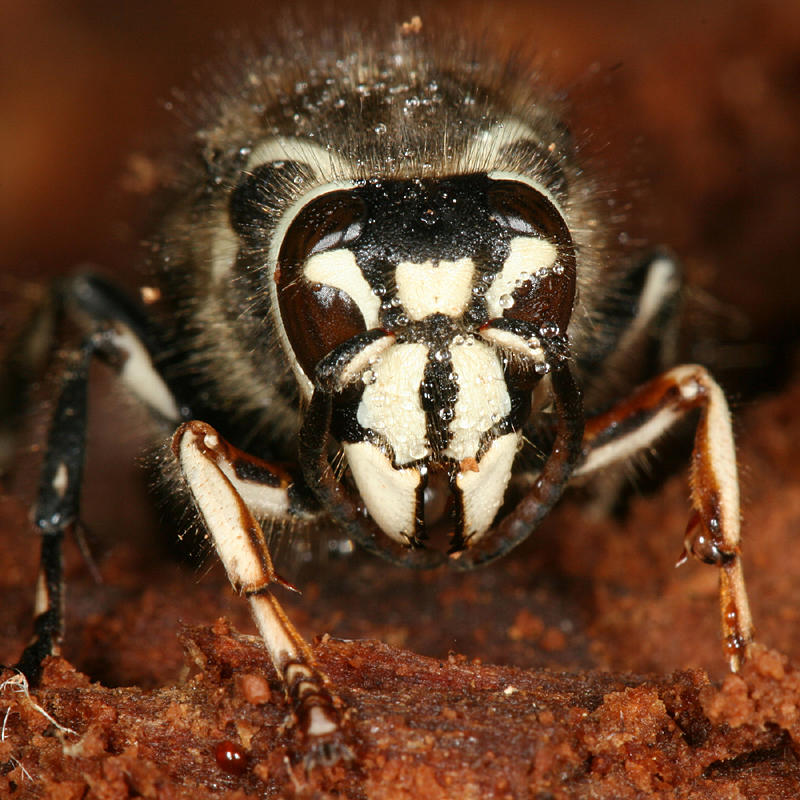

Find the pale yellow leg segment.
[
  {"left": 577, "top": 364, "right": 754, "bottom": 671},
  {"left": 173, "top": 421, "right": 349, "bottom": 761},
  {"left": 683, "top": 367, "right": 753, "bottom": 671}
]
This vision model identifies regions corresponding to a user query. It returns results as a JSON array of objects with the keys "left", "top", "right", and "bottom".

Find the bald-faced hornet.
[{"left": 7, "top": 21, "right": 754, "bottom": 764}]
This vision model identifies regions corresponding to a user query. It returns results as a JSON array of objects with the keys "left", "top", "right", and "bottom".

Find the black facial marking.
[
  {"left": 419, "top": 346, "right": 457, "bottom": 455},
  {"left": 330, "top": 401, "right": 368, "bottom": 447},
  {"left": 344, "top": 174, "right": 511, "bottom": 331}
]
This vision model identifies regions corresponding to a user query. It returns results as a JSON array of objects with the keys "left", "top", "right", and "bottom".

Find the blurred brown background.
[{"left": 3, "top": 1, "right": 798, "bottom": 333}]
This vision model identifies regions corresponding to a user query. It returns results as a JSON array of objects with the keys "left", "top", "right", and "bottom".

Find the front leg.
[
  {"left": 574, "top": 364, "right": 754, "bottom": 671},
  {"left": 172, "top": 421, "right": 351, "bottom": 766}
]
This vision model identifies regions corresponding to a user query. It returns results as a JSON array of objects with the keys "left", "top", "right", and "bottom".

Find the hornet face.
[
  {"left": 267, "top": 164, "right": 576, "bottom": 554},
  {"left": 10, "top": 26, "right": 754, "bottom": 756}
]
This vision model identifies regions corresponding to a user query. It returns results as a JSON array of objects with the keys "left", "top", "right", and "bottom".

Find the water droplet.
[
  {"left": 553, "top": 263, "right": 565, "bottom": 275},
  {"left": 498, "top": 293, "right": 513, "bottom": 309},
  {"left": 374, "top": 122, "right": 387, "bottom": 135},
  {"left": 453, "top": 334, "right": 465, "bottom": 346},
  {"left": 420, "top": 208, "right": 436, "bottom": 225},
  {"left": 534, "top": 362, "right": 551, "bottom": 375},
  {"left": 362, "top": 370, "right": 376, "bottom": 385},
  {"left": 438, "top": 407, "right": 454, "bottom": 421},
  {"left": 372, "top": 284, "right": 386, "bottom": 297}
]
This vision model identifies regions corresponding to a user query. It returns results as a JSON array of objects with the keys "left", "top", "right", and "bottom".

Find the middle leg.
[{"left": 574, "top": 364, "right": 754, "bottom": 671}]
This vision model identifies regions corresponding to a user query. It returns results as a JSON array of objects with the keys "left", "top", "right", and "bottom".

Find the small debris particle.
[
  {"left": 400, "top": 15, "right": 423, "bottom": 35},
  {"left": 140, "top": 286, "right": 161, "bottom": 304},
  {"left": 459, "top": 456, "right": 480, "bottom": 473},
  {"left": 212, "top": 617, "right": 231, "bottom": 636},
  {"left": 237, "top": 673, "right": 271, "bottom": 705}
]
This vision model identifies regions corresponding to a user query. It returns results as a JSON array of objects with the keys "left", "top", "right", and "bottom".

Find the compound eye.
[
  {"left": 276, "top": 191, "right": 369, "bottom": 379},
  {"left": 487, "top": 180, "right": 576, "bottom": 333}
]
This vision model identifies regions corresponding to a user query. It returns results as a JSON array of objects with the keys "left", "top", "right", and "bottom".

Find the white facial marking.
[
  {"left": 480, "top": 326, "right": 545, "bottom": 364},
  {"left": 357, "top": 343, "right": 429, "bottom": 465},
  {"left": 247, "top": 137, "right": 347, "bottom": 181},
  {"left": 445, "top": 340, "right": 510, "bottom": 462},
  {"left": 395, "top": 257, "right": 475, "bottom": 320},
  {"left": 461, "top": 118, "right": 566, "bottom": 214},
  {"left": 336, "top": 334, "right": 395, "bottom": 388},
  {"left": 489, "top": 169, "right": 566, "bottom": 220},
  {"left": 462, "top": 118, "right": 537, "bottom": 173},
  {"left": 485, "top": 236, "right": 557, "bottom": 319},
  {"left": 457, "top": 432, "right": 521, "bottom": 539},
  {"left": 304, "top": 249, "right": 381, "bottom": 329},
  {"left": 109, "top": 325, "right": 180, "bottom": 422},
  {"left": 343, "top": 441, "right": 421, "bottom": 542}
]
